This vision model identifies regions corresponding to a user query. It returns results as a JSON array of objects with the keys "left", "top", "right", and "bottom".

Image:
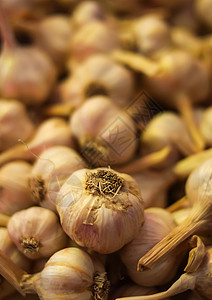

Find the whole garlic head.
[
  {"left": 32, "top": 247, "right": 110, "bottom": 300},
  {"left": 56, "top": 167, "right": 144, "bottom": 254},
  {"left": 0, "top": 99, "right": 34, "bottom": 151},
  {"left": 70, "top": 96, "right": 137, "bottom": 167}
]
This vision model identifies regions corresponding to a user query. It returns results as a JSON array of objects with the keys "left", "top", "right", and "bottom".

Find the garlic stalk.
[
  {"left": 137, "top": 158, "right": 212, "bottom": 271},
  {"left": 0, "top": 118, "right": 75, "bottom": 167},
  {"left": 174, "top": 148, "right": 212, "bottom": 178},
  {"left": 0, "top": 99, "right": 34, "bottom": 151},
  {"left": 0, "top": 227, "right": 30, "bottom": 299},
  {"left": 0, "top": 247, "right": 110, "bottom": 300},
  {"left": 28, "top": 146, "right": 87, "bottom": 211},
  {"left": 70, "top": 96, "right": 137, "bottom": 167},
  {"left": 116, "top": 246, "right": 212, "bottom": 300},
  {"left": 7, "top": 206, "right": 68, "bottom": 259},
  {"left": 56, "top": 167, "right": 144, "bottom": 254},
  {"left": 111, "top": 49, "right": 209, "bottom": 151},
  {"left": 0, "top": 161, "right": 33, "bottom": 216},
  {"left": 120, "top": 208, "right": 180, "bottom": 287}
]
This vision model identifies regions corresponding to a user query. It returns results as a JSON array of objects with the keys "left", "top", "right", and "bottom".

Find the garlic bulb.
[
  {"left": 0, "top": 99, "right": 34, "bottom": 151},
  {"left": 140, "top": 112, "right": 198, "bottom": 166},
  {"left": 132, "top": 15, "right": 171, "bottom": 57},
  {"left": 24, "top": 247, "right": 110, "bottom": 300},
  {"left": 102, "top": 0, "right": 141, "bottom": 13},
  {"left": 28, "top": 146, "right": 87, "bottom": 211},
  {"left": 132, "top": 169, "right": 176, "bottom": 208},
  {"left": 138, "top": 158, "right": 212, "bottom": 271},
  {"left": 0, "top": 118, "right": 74, "bottom": 166},
  {"left": 70, "top": 96, "right": 137, "bottom": 167},
  {"left": 199, "top": 107, "right": 212, "bottom": 146},
  {"left": 0, "top": 227, "right": 30, "bottom": 299},
  {"left": 110, "top": 283, "right": 157, "bottom": 300},
  {"left": 71, "top": 1, "right": 106, "bottom": 29},
  {"left": 172, "top": 208, "right": 192, "bottom": 225},
  {"left": 118, "top": 246, "right": 212, "bottom": 300},
  {"left": 195, "top": 0, "right": 212, "bottom": 29},
  {"left": 120, "top": 208, "right": 179, "bottom": 287},
  {"left": 60, "top": 54, "right": 135, "bottom": 108},
  {"left": 56, "top": 167, "right": 144, "bottom": 254},
  {"left": 0, "top": 161, "right": 33, "bottom": 215},
  {"left": 70, "top": 20, "right": 120, "bottom": 65},
  {"left": 8, "top": 207, "right": 68, "bottom": 259}
]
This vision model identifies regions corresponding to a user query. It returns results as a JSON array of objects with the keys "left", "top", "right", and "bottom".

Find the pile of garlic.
[{"left": 0, "top": 1, "right": 212, "bottom": 300}]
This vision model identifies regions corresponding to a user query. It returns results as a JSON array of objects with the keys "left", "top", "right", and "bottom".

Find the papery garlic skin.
[
  {"left": 199, "top": 107, "right": 212, "bottom": 146},
  {"left": 120, "top": 208, "right": 179, "bottom": 286},
  {"left": 61, "top": 55, "right": 135, "bottom": 108},
  {"left": 0, "top": 161, "right": 33, "bottom": 215},
  {"left": 172, "top": 208, "right": 192, "bottom": 225},
  {"left": 0, "top": 47, "right": 57, "bottom": 105},
  {"left": 0, "top": 99, "right": 34, "bottom": 151},
  {"left": 32, "top": 247, "right": 109, "bottom": 300},
  {"left": 28, "top": 146, "right": 87, "bottom": 211},
  {"left": 8, "top": 207, "right": 67, "bottom": 259},
  {"left": 70, "top": 96, "right": 137, "bottom": 167},
  {"left": 57, "top": 168, "right": 144, "bottom": 254}
]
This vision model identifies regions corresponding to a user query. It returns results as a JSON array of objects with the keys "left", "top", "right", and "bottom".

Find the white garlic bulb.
[
  {"left": 70, "top": 96, "right": 137, "bottom": 167},
  {"left": 56, "top": 167, "right": 144, "bottom": 254},
  {"left": 0, "top": 99, "right": 34, "bottom": 151},
  {"left": 8, "top": 207, "right": 68, "bottom": 259},
  {"left": 28, "top": 146, "right": 87, "bottom": 211},
  {"left": 0, "top": 161, "right": 33, "bottom": 215},
  {"left": 0, "top": 118, "right": 75, "bottom": 166},
  {"left": 120, "top": 208, "right": 179, "bottom": 286},
  {"left": 26, "top": 247, "right": 110, "bottom": 300},
  {"left": 60, "top": 54, "right": 135, "bottom": 108}
]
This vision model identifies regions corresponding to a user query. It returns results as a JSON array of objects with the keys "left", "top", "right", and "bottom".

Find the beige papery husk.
[
  {"left": 0, "top": 227, "right": 30, "bottom": 299},
  {"left": 28, "top": 146, "right": 87, "bottom": 212},
  {"left": 0, "top": 247, "right": 110, "bottom": 300},
  {"left": 116, "top": 245, "right": 212, "bottom": 300},
  {"left": 111, "top": 49, "right": 210, "bottom": 151},
  {"left": 70, "top": 96, "right": 137, "bottom": 167},
  {"left": 56, "top": 167, "right": 144, "bottom": 254},
  {"left": 0, "top": 99, "right": 35, "bottom": 151},
  {"left": 120, "top": 208, "right": 181, "bottom": 287},
  {"left": 0, "top": 118, "right": 75, "bottom": 167},
  {"left": 137, "top": 158, "right": 212, "bottom": 272},
  {"left": 0, "top": 161, "right": 34, "bottom": 216},
  {"left": 132, "top": 169, "right": 176, "bottom": 208}
]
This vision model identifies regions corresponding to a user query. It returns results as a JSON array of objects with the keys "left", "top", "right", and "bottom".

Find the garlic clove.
[
  {"left": 56, "top": 167, "right": 144, "bottom": 254},
  {"left": 0, "top": 99, "right": 35, "bottom": 151},
  {"left": 0, "top": 161, "right": 33, "bottom": 216},
  {"left": 70, "top": 96, "right": 137, "bottom": 167},
  {"left": 0, "top": 118, "right": 75, "bottom": 167},
  {"left": 8, "top": 206, "right": 68, "bottom": 260},
  {"left": 28, "top": 145, "right": 87, "bottom": 211}
]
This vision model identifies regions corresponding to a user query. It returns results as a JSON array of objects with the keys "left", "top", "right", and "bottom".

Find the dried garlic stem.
[
  {"left": 116, "top": 146, "right": 171, "bottom": 174},
  {"left": 43, "top": 103, "right": 75, "bottom": 117},
  {"left": 166, "top": 196, "right": 190, "bottom": 213},
  {"left": 0, "top": 213, "right": 10, "bottom": 227},
  {"left": 174, "top": 148, "right": 212, "bottom": 178},
  {"left": 115, "top": 273, "right": 196, "bottom": 300},
  {"left": 176, "top": 94, "right": 205, "bottom": 152},
  {"left": 185, "top": 235, "right": 206, "bottom": 273},
  {"left": 0, "top": 250, "right": 26, "bottom": 295},
  {"left": 138, "top": 206, "right": 208, "bottom": 271},
  {"left": 111, "top": 50, "right": 159, "bottom": 76}
]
